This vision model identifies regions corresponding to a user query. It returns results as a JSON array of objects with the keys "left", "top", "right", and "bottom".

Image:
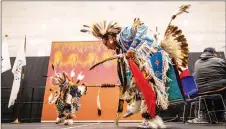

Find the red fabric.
[
  {"left": 128, "top": 58, "right": 156, "bottom": 117},
  {"left": 179, "top": 68, "right": 190, "bottom": 78}
]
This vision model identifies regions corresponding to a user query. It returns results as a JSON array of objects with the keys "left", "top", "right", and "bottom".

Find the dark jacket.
[{"left": 194, "top": 52, "right": 226, "bottom": 93}]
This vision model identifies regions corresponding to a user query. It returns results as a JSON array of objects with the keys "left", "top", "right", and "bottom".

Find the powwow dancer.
[
  {"left": 47, "top": 66, "right": 87, "bottom": 126},
  {"left": 81, "top": 5, "right": 190, "bottom": 129}
]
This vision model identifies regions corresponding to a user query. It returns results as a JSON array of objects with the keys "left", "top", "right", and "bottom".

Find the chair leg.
[
  {"left": 183, "top": 104, "right": 186, "bottom": 123},
  {"left": 198, "top": 97, "right": 201, "bottom": 124},
  {"left": 220, "top": 95, "right": 226, "bottom": 110},
  {"left": 189, "top": 102, "right": 194, "bottom": 120},
  {"left": 220, "top": 95, "right": 226, "bottom": 121},
  {"left": 194, "top": 102, "right": 198, "bottom": 118},
  {"left": 203, "top": 98, "right": 212, "bottom": 123},
  {"left": 211, "top": 101, "right": 218, "bottom": 123}
]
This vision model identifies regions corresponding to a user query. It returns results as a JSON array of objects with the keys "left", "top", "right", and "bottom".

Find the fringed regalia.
[
  {"left": 48, "top": 71, "right": 87, "bottom": 126},
  {"left": 81, "top": 5, "right": 191, "bottom": 129}
]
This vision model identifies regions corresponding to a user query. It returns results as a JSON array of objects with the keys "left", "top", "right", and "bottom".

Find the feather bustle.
[{"left": 160, "top": 25, "right": 189, "bottom": 70}]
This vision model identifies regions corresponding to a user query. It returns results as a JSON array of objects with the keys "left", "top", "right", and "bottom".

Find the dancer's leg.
[
  {"left": 56, "top": 110, "right": 65, "bottom": 124},
  {"left": 55, "top": 102, "right": 65, "bottom": 124},
  {"left": 139, "top": 100, "right": 158, "bottom": 129},
  {"left": 64, "top": 104, "right": 73, "bottom": 126}
]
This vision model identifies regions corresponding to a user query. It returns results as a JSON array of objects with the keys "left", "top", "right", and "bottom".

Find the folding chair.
[
  {"left": 190, "top": 90, "right": 226, "bottom": 123},
  {"left": 182, "top": 76, "right": 226, "bottom": 123},
  {"left": 180, "top": 76, "right": 198, "bottom": 123}
]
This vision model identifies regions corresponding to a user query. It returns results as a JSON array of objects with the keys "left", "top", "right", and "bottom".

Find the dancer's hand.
[
  {"left": 146, "top": 75, "right": 153, "bottom": 80},
  {"left": 126, "top": 50, "right": 136, "bottom": 58}
]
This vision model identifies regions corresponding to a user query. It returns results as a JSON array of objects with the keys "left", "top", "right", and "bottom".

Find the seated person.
[{"left": 188, "top": 47, "right": 226, "bottom": 123}]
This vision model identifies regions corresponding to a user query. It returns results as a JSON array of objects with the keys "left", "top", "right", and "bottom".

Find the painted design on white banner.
[
  {"left": 8, "top": 40, "right": 26, "bottom": 108},
  {"left": 14, "top": 60, "right": 23, "bottom": 80}
]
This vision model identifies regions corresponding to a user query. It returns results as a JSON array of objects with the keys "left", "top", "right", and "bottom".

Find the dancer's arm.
[{"left": 129, "top": 24, "right": 148, "bottom": 51}]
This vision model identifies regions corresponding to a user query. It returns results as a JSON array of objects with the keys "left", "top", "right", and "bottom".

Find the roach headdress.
[{"left": 80, "top": 20, "right": 122, "bottom": 40}]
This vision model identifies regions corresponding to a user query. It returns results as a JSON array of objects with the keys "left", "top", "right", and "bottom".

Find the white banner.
[
  {"left": 1, "top": 37, "right": 11, "bottom": 73},
  {"left": 8, "top": 43, "right": 26, "bottom": 108}
]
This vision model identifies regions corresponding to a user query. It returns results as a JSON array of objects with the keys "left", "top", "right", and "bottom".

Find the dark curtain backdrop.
[{"left": 1, "top": 57, "right": 49, "bottom": 123}]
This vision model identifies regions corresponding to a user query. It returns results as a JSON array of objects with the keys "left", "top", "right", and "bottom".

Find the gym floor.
[{"left": 2, "top": 122, "right": 226, "bottom": 129}]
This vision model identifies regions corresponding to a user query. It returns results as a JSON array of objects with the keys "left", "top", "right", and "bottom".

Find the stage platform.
[{"left": 2, "top": 122, "right": 226, "bottom": 129}]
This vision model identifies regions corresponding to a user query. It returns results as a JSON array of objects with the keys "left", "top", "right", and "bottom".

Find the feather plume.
[
  {"left": 48, "top": 93, "right": 53, "bottom": 103},
  {"left": 70, "top": 68, "right": 75, "bottom": 78},
  {"left": 83, "top": 25, "right": 90, "bottom": 28},
  {"left": 167, "top": 5, "right": 191, "bottom": 30},
  {"left": 77, "top": 71, "right": 85, "bottom": 81},
  {"left": 97, "top": 87, "right": 101, "bottom": 116},
  {"left": 52, "top": 64, "right": 55, "bottom": 70},
  {"left": 52, "top": 64, "right": 57, "bottom": 74},
  {"left": 160, "top": 25, "right": 189, "bottom": 71},
  {"left": 175, "top": 5, "right": 191, "bottom": 16},
  {"left": 76, "top": 80, "right": 80, "bottom": 84},
  {"left": 76, "top": 71, "right": 85, "bottom": 84},
  {"left": 80, "top": 29, "right": 90, "bottom": 33},
  {"left": 97, "top": 108, "right": 101, "bottom": 116}
]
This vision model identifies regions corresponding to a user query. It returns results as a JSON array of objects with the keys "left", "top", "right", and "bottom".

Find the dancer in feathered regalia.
[
  {"left": 81, "top": 5, "right": 190, "bottom": 129},
  {"left": 48, "top": 67, "right": 87, "bottom": 126}
]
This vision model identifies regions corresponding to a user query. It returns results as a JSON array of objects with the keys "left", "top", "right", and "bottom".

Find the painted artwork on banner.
[
  {"left": 48, "top": 41, "right": 118, "bottom": 85},
  {"left": 41, "top": 41, "right": 142, "bottom": 121}
]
